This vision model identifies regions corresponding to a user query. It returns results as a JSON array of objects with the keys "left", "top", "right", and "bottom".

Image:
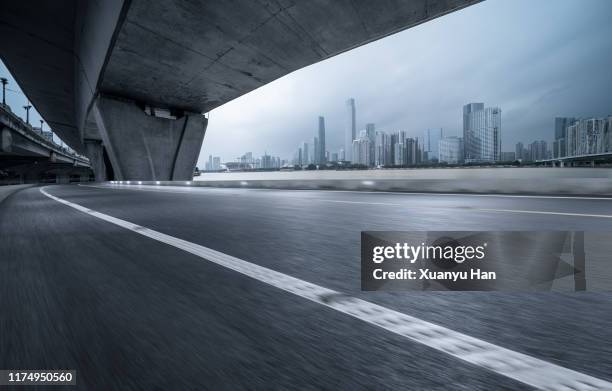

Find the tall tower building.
[
  {"left": 463, "top": 103, "right": 501, "bottom": 162},
  {"left": 365, "top": 123, "right": 375, "bottom": 166},
  {"left": 301, "top": 141, "right": 309, "bottom": 165},
  {"left": 554, "top": 117, "right": 575, "bottom": 158},
  {"left": 345, "top": 98, "right": 356, "bottom": 162},
  {"left": 318, "top": 116, "right": 326, "bottom": 164}
]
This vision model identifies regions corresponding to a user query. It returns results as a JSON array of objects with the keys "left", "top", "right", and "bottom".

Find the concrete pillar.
[
  {"left": 591, "top": 160, "right": 595, "bottom": 168},
  {"left": 92, "top": 95, "right": 207, "bottom": 181},
  {"left": 560, "top": 161, "right": 564, "bottom": 168},
  {"left": 56, "top": 173, "right": 70, "bottom": 184},
  {"left": 84, "top": 140, "right": 107, "bottom": 181}
]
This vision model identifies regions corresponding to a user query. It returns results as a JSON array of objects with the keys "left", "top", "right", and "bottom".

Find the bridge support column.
[
  {"left": 92, "top": 96, "right": 207, "bottom": 181},
  {"left": 84, "top": 140, "right": 107, "bottom": 181}
]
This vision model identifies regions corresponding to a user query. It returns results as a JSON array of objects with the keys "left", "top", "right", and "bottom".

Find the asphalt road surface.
[{"left": 1, "top": 184, "right": 611, "bottom": 390}]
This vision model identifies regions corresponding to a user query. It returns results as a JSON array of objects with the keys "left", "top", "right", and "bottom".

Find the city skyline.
[{"left": 198, "top": 0, "right": 612, "bottom": 166}]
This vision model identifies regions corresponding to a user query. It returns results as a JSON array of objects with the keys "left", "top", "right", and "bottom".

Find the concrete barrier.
[
  {"left": 106, "top": 176, "right": 612, "bottom": 196},
  {"left": 0, "top": 184, "right": 35, "bottom": 204}
]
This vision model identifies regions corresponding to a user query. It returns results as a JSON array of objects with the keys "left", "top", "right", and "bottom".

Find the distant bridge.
[
  {"left": 0, "top": 104, "right": 92, "bottom": 184},
  {"left": 537, "top": 152, "right": 612, "bottom": 167}
]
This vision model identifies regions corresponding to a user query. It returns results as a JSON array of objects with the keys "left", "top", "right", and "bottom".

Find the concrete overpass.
[
  {"left": 0, "top": 0, "right": 481, "bottom": 181},
  {"left": 0, "top": 103, "right": 92, "bottom": 184}
]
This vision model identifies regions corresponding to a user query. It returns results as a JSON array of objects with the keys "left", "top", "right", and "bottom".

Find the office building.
[
  {"left": 463, "top": 103, "right": 501, "bottom": 162},
  {"left": 352, "top": 135, "right": 370, "bottom": 166},
  {"left": 405, "top": 137, "right": 420, "bottom": 165},
  {"left": 424, "top": 128, "right": 443, "bottom": 160},
  {"left": 345, "top": 98, "right": 356, "bottom": 162},
  {"left": 365, "top": 123, "right": 376, "bottom": 166},
  {"left": 317, "top": 116, "right": 326, "bottom": 164},
  {"left": 438, "top": 136, "right": 464, "bottom": 164},
  {"left": 375, "top": 131, "right": 391, "bottom": 166},
  {"left": 529, "top": 140, "right": 548, "bottom": 161}
]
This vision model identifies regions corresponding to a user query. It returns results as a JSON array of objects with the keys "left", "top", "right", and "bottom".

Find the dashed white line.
[{"left": 40, "top": 186, "right": 612, "bottom": 390}]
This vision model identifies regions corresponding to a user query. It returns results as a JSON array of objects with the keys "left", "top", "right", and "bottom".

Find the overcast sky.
[
  {"left": 198, "top": 0, "right": 612, "bottom": 164},
  {"left": 1, "top": 0, "right": 611, "bottom": 165}
]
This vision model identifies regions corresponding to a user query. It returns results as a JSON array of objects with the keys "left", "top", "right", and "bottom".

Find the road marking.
[
  {"left": 40, "top": 186, "right": 612, "bottom": 390},
  {"left": 476, "top": 208, "right": 612, "bottom": 219}
]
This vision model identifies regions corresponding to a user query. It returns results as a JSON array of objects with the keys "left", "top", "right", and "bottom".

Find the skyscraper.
[
  {"left": 352, "top": 134, "right": 370, "bottom": 166},
  {"left": 345, "top": 98, "right": 356, "bottom": 162},
  {"left": 365, "top": 123, "right": 375, "bottom": 166},
  {"left": 405, "top": 138, "right": 420, "bottom": 165},
  {"left": 318, "top": 116, "right": 326, "bottom": 164},
  {"left": 463, "top": 103, "right": 501, "bottom": 162},
  {"left": 301, "top": 141, "right": 309, "bottom": 165},
  {"left": 554, "top": 117, "right": 575, "bottom": 158},
  {"left": 424, "top": 128, "right": 444, "bottom": 161},
  {"left": 515, "top": 142, "right": 525, "bottom": 160},
  {"left": 375, "top": 131, "right": 391, "bottom": 166}
]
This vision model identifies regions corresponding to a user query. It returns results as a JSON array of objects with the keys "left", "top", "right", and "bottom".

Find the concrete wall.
[{"left": 113, "top": 168, "right": 612, "bottom": 196}]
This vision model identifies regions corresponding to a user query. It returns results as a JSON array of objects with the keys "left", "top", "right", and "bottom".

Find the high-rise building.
[
  {"left": 352, "top": 135, "right": 370, "bottom": 166},
  {"left": 301, "top": 141, "right": 309, "bottom": 165},
  {"left": 261, "top": 153, "right": 273, "bottom": 169},
  {"left": 212, "top": 156, "right": 221, "bottom": 170},
  {"left": 514, "top": 142, "right": 525, "bottom": 160},
  {"left": 405, "top": 138, "right": 420, "bottom": 165},
  {"left": 345, "top": 98, "right": 356, "bottom": 162},
  {"left": 424, "top": 128, "right": 444, "bottom": 160},
  {"left": 365, "top": 123, "right": 375, "bottom": 166},
  {"left": 555, "top": 117, "right": 576, "bottom": 141},
  {"left": 339, "top": 148, "right": 345, "bottom": 161},
  {"left": 375, "top": 131, "right": 391, "bottom": 166},
  {"left": 463, "top": 103, "right": 501, "bottom": 162},
  {"left": 554, "top": 117, "right": 575, "bottom": 158},
  {"left": 438, "top": 136, "right": 464, "bottom": 164},
  {"left": 565, "top": 117, "right": 610, "bottom": 157},
  {"left": 394, "top": 142, "right": 405, "bottom": 165},
  {"left": 529, "top": 140, "right": 548, "bottom": 161},
  {"left": 318, "top": 116, "right": 326, "bottom": 164}
]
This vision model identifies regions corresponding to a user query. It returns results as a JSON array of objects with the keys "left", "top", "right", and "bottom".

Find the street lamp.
[
  {"left": 23, "top": 104, "right": 32, "bottom": 124},
  {"left": 0, "top": 78, "right": 7, "bottom": 106}
]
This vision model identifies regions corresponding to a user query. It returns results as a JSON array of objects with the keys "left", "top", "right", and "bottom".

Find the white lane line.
[
  {"left": 476, "top": 208, "right": 612, "bottom": 219},
  {"left": 40, "top": 186, "right": 611, "bottom": 390},
  {"left": 83, "top": 183, "right": 612, "bottom": 201}
]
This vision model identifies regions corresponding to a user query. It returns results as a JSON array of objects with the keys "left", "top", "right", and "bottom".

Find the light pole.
[
  {"left": 23, "top": 104, "right": 32, "bottom": 124},
  {"left": 0, "top": 78, "right": 7, "bottom": 106}
]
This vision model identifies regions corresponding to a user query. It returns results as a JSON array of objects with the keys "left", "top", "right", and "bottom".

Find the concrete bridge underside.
[{"left": 0, "top": 0, "right": 481, "bottom": 180}]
